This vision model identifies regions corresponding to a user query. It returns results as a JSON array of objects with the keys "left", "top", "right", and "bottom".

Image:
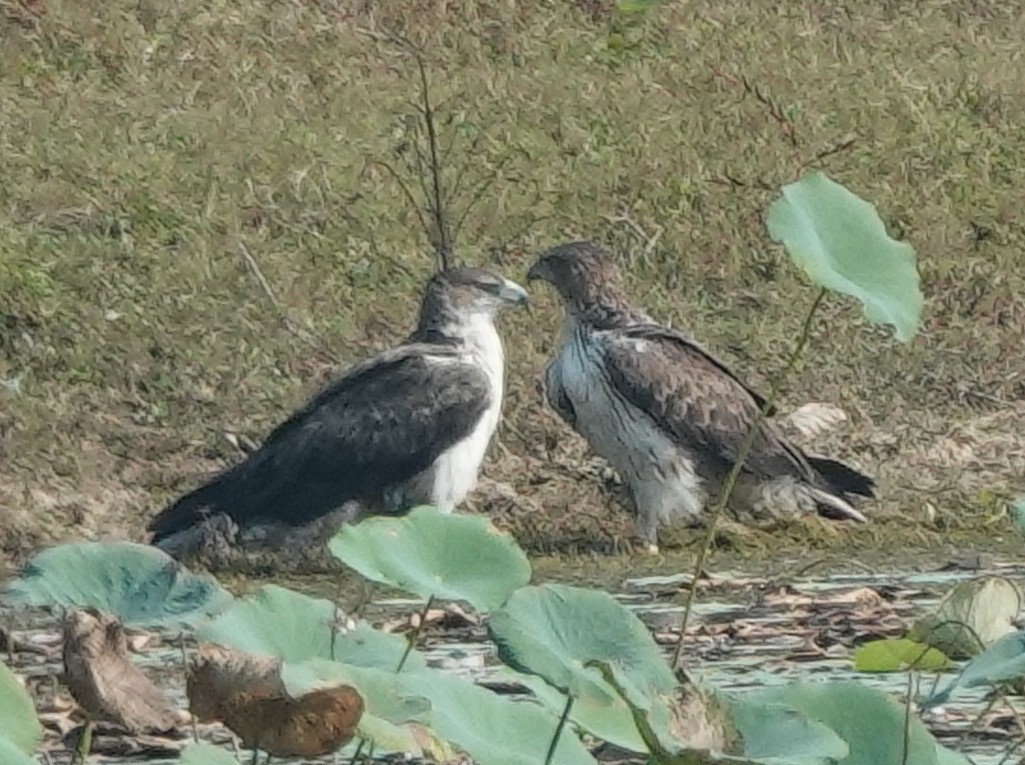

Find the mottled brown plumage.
[{"left": 528, "top": 241, "right": 875, "bottom": 551}]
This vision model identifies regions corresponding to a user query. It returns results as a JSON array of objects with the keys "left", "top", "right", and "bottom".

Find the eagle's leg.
[
  {"left": 631, "top": 465, "right": 708, "bottom": 555},
  {"left": 629, "top": 481, "right": 665, "bottom": 556}
]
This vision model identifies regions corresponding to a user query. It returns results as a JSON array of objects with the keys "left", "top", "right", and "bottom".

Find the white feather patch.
[
  {"left": 781, "top": 402, "right": 848, "bottom": 438},
  {"left": 424, "top": 312, "right": 506, "bottom": 512}
]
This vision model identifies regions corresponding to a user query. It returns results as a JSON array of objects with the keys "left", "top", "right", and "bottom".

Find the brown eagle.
[{"left": 527, "top": 241, "right": 874, "bottom": 552}]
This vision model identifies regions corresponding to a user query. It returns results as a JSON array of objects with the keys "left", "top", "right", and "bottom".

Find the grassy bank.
[{"left": 1, "top": 0, "right": 1024, "bottom": 565}]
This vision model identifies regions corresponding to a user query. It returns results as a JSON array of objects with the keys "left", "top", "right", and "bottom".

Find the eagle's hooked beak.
[
  {"left": 526, "top": 260, "right": 547, "bottom": 283},
  {"left": 498, "top": 278, "right": 530, "bottom": 307}
]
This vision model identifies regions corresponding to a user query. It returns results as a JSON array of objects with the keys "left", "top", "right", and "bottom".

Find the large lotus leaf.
[
  {"left": 502, "top": 667, "right": 675, "bottom": 753},
  {"left": 909, "top": 576, "right": 1022, "bottom": 659},
  {"left": 178, "top": 741, "right": 238, "bottom": 765},
  {"left": 0, "top": 662, "right": 43, "bottom": 756},
  {"left": 487, "top": 584, "right": 677, "bottom": 705},
  {"left": 926, "top": 630, "right": 1025, "bottom": 707},
  {"left": 852, "top": 638, "right": 953, "bottom": 673},
  {"left": 1012, "top": 496, "right": 1025, "bottom": 536},
  {"left": 726, "top": 697, "right": 848, "bottom": 765},
  {"left": 282, "top": 658, "right": 433, "bottom": 756},
  {"left": 766, "top": 171, "right": 923, "bottom": 343},
  {"left": 749, "top": 681, "right": 970, "bottom": 765},
  {"left": 935, "top": 746, "right": 972, "bottom": 765},
  {"left": 1, "top": 541, "right": 232, "bottom": 629},
  {"left": 397, "top": 667, "right": 597, "bottom": 765},
  {"left": 590, "top": 661, "right": 842, "bottom": 765},
  {"left": 197, "top": 584, "right": 424, "bottom": 670},
  {"left": 0, "top": 739, "right": 37, "bottom": 765},
  {"left": 329, "top": 506, "right": 531, "bottom": 613}
]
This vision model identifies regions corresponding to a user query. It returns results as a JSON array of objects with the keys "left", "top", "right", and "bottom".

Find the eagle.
[
  {"left": 527, "top": 241, "right": 875, "bottom": 552},
  {"left": 148, "top": 266, "right": 529, "bottom": 558}
]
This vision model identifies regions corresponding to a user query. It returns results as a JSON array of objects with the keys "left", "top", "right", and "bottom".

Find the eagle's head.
[
  {"left": 527, "top": 241, "right": 624, "bottom": 314},
  {"left": 426, "top": 266, "right": 529, "bottom": 319}
]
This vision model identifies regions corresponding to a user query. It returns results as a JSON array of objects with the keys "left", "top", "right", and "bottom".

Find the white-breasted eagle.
[
  {"left": 148, "top": 266, "right": 528, "bottom": 556},
  {"left": 527, "top": 241, "right": 874, "bottom": 552}
]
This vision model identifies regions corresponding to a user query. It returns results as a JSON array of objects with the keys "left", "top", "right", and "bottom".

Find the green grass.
[{"left": 1, "top": 0, "right": 1024, "bottom": 564}]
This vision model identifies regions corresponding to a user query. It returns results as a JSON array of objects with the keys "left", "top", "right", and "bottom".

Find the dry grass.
[{"left": 1, "top": 0, "right": 1024, "bottom": 566}]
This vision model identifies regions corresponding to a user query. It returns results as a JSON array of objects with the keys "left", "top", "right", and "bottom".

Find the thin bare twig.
[
  {"left": 603, "top": 214, "right": 664, "bottom": 257},
  {"left": 359, "top": 32, "right": 514, "bottom": 272},
  {"left": 239, "top": 243, "right": 281, "bottom": 308},
  {"left": 786, "top": 556, "right": 878, "bottom": 580},
  {"left": 707, "top": 173, "right": 776, "bottom": 192},
  {"left": 415, "top": 52, "right": 451, "bottom": 269},
  {"left": 451, "top": 154, "right": 515, "bottom": 244},
  {"left": 798, "top": 132, "right": 859, "bottom": 174},
  {"left": 371, "top": 159, "right": 434, "bottom": 246},
  {"left": 408, "top": 131, "right": 436, "bottom": 226},
  {"left": 239, "top": 242, "right": 323, "bottom": 349},
  {"left": 446, "top": 132, "right": 486, "bottom": 205},
  {"left": 710, "top": 66, "right": 798, "bottom": 148}
]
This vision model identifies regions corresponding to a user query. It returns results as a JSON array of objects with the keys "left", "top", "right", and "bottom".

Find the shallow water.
[{"left": 5, "top": 556, "right": 1024, "bottom": 764}]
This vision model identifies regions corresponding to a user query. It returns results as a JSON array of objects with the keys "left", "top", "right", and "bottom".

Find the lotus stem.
[
  {"left": 347, "top": 740, "right": 367, "bottom": 765},
  {"left": 72, "top": 718, "right": 93, "bottom": 764},
  {"left": 543, "top": 694, "right": 574, "bottom": 765},
  {"left": 397, "top": 595, "right": 435, "bottom": 673},
  {"left": 901, "top": 669, "right": 915, "bottom": 765},
  {"left": 178, "top": 631, "right": 199, "bottom": 743},
  {"left": 330, "top": 578, "right": 344, "bottom": 662},
  {"left": 671, "top": 287, "right": 827, "bottom": 671},
  {"left": 349, "top": 594, "right": 436, "bottom": 765}
]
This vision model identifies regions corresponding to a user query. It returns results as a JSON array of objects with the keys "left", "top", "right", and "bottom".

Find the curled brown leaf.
[
  {"left": 60, "top": 608, "right": 181, "bottom": 735},
  {"left": 187, "top": 643, "right": 364, "bottom": 757}
]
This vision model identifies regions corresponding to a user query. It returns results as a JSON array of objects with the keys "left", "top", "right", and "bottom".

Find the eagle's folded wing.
[
  {"left": 598, "top": 327, "right": 813, "bottom": 482},
  {"left": 148, "top": 344, "right": 491, "bottom": 538}
]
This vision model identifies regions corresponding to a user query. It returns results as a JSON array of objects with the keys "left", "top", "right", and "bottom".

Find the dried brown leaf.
[
  {"left": 407, "top": 721, "right": 460, "bottom": 764},
  {"left": 187, "top": 643, "right": 364, "bottom": 757},
  {"left": 665, "top": 684, "right": 736, "bottom": 753},
  {"left": 187, "top": 644, "right": 284, "bottom": 723},
  {"left": 61, "top": 608, "right": 180, "bottom": 734}
]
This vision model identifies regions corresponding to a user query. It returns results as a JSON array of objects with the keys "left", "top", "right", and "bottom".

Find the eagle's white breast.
[
  {"left": 553, "top": 323, "right": 706, "bottom": 531},
  {"left": 424, "top": 313, "right": 505, "bottom": 512}
]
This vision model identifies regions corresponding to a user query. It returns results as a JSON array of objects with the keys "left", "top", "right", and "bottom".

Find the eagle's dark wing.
[
  {"left": 598, "top": 325, "right": 813, "bottom": 482},
  {"left": 148, "top": 343, "right": 491, "bottom": 541}
]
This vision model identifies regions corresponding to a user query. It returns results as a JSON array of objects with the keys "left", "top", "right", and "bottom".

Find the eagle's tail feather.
[
  {"left": 147, "top": 474, "right": 232, "bottom": 544},
  {"left": 808, "top": 455, "right": 876, "bottom": 499},
  {"left": 808, "top": 487, "right": 869, "bottom": 523}
]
